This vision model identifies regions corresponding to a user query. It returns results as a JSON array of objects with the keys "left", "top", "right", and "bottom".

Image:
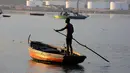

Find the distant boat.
[
  {"left": 0, "top": 9, "right": 11, "bottom": 17},
  {"left": 30, "top": 13, "right": 45, "bottom": 16},
  {"left": 54, "top": 11, "right": 89, "bottom": 19},
  {"left": 2, "top": 15, "right": 11, "bottom": 17},
  {"left": 68, "top": 0, "right": 89, "bottom": 19},
  {"left": 54, "top": 0, "right": 89, "bottom": 19},
  {"left": 69, "top": 14, "right": 89, "bottom": 19}
]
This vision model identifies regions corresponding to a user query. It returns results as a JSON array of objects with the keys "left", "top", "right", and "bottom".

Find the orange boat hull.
[{"left": 29, "top": 47, "right": 64, "bottom": 63}]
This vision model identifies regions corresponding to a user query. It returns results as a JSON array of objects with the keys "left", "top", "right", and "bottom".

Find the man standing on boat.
[{"left": 54, "top": 18, "right": 74, "bottom": 55}]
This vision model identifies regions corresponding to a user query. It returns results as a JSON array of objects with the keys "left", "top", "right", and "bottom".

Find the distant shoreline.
[
  {"left": 1, "top": 5, "right": 130, "bottom": 14},
  {"left": 78, "top": 9, "right": 130, "bottom": 14},
  {"left": 3, "top": 9, "right": 130, "bottom": 15}
]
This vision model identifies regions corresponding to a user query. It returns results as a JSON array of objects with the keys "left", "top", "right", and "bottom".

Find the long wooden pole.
[{"left": 55, "top": 30, "right": 110, "bottom": 62}]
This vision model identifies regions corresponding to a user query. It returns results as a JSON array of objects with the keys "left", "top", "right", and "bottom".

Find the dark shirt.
[
  {"left": 58, "top": 23, "right": 74, "bottom": 38},
  {"left": 65, "top": 23, "right": 74, "bottom": 38}
]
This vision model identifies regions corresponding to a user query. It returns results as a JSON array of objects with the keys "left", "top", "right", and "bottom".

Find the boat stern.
[{"left": 62, "top": 55, "right": 86, "bottom": 64}]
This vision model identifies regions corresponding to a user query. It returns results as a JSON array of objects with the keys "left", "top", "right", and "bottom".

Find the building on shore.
[
  {"left": 87, "top": 1, "right": 110, "bottom": 9},
  {"left": 25, "top": 0, "right": 129, "bottom": 10},
  {"left": 26, "top": 0, "right": 44, "bottom": 7},
  {"left": 110, "top": 2, "right": 129, "bottom": 10},
  {"left": 26, "top": 0, "right": 51, "bottom": 7},
  {"left": 86, "top": 0, "right": 129, "bottom": 10},
  {"left": 26, "top": 0, "right": 69, "bottom": 8}
]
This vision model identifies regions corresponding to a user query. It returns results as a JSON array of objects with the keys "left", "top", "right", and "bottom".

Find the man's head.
[{"left": 65, "top": 17, "right": 70, "bottom": 23}]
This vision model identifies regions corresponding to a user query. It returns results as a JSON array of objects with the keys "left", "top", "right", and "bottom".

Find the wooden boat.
[
  {"left": 30, "top": 13, "right": 44, "bottom": 16},
  {"left": 28, "top": 35, "right": 86, "bottom": 65}
]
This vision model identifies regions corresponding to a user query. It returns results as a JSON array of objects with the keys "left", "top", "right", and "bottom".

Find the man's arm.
[{"left": 55, "top": 25, "right": 67, "bottom": 32}]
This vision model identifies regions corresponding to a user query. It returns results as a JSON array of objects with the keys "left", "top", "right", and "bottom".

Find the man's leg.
[
  {"left": 70, "top": 45, "right": 73, "bottom": 55},
  {"left": 66, "top": 38, "right": 70, "bottom": 55},
  {"left": 69, "top": 38, "right": 73, "bottom": 55}
]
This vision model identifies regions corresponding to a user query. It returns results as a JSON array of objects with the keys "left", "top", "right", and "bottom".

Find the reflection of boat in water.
[
  {"left": 28, "top": 35, "right": 86, "bottom": 65},
  {"left": 28, "top": 59, "right": 84, "bottom": 73}
]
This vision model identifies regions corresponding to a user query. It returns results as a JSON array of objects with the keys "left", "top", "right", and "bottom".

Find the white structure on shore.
[
  {"left": 110, "top": 2, "right": 128, "bottom": 10},
  {"left": 66, "top": 0, "right": 69, "bottom": 8},
  {"left": 26, "top": 0, "right": 69, "bottom": 8},
  {"left": 87, "top": 1, "right": 110, "bottom": 9},
  {"left": 26, "top": 0, "right": 50, "bottom": 7},
  {"left": 45, "top": 0, "right": 50, "bottom": 6},
  {"left": 26, "top": 0, "right": 129, "bottom": 10},
  {"left": 87, "top": 1, "right": 129, "bottom": 10},
  {"left": 26, "top": 0, "right": 43, "bottom": 7}
]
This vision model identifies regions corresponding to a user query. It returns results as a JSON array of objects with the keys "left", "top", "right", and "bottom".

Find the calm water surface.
[{"left": 0, "top": 13, "right": 130, "bottom": 73}]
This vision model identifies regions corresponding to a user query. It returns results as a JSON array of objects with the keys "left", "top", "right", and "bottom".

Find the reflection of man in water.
[{"left": 63, "top": 65, "right": 84, "bottom": 73}]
